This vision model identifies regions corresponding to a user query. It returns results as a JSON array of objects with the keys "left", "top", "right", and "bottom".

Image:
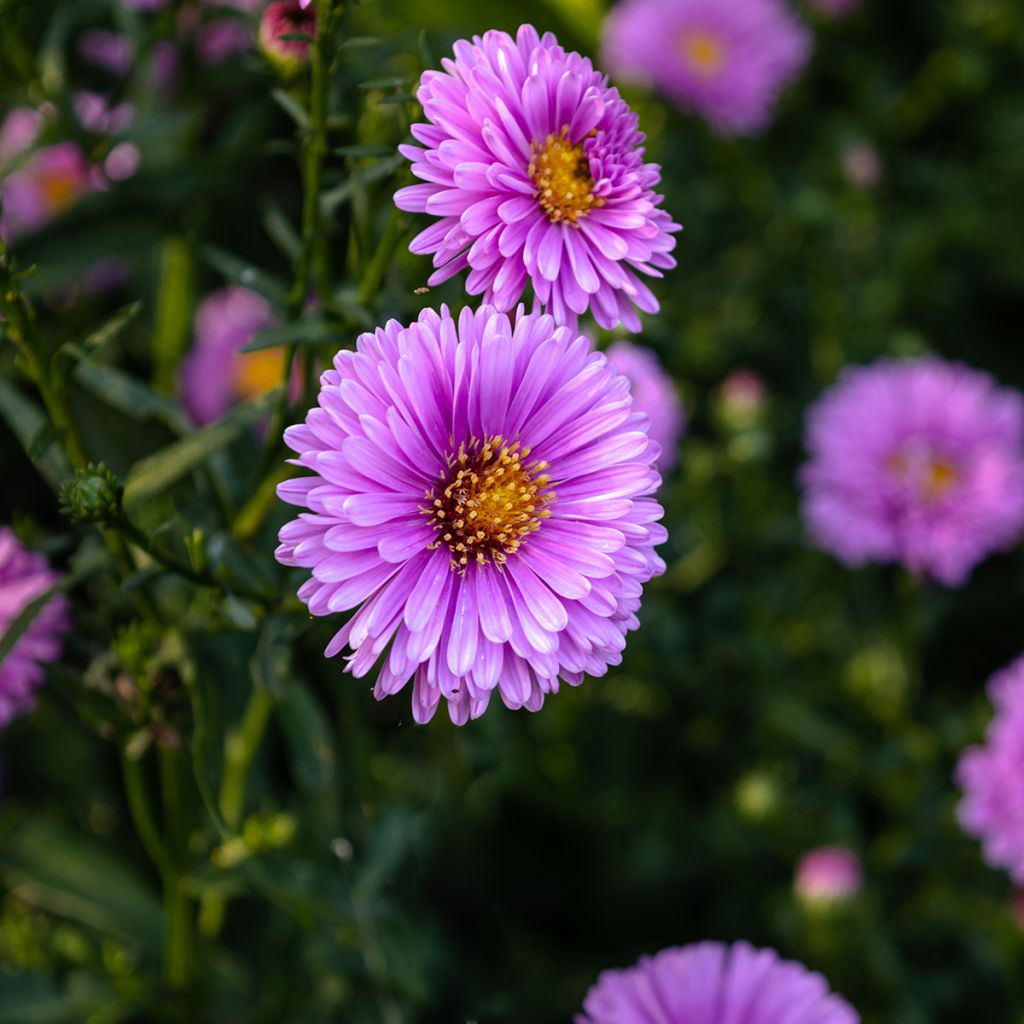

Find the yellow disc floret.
[
  {"left": 680, "top": 30, "right": 725, "bottom": 77},
  {"left": 528, "top": 127, "right": 603, "bottom": 226},
  {"left": 423, "top": 436, "right": 554, "bottom": 571}
]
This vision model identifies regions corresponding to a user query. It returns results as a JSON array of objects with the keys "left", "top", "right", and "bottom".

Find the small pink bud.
[
  {"left": 795, "top": 846, "right": 863, "bottom": 905},
  {"left": 259, "top": 0, "right": 316, "bottom": 76}
]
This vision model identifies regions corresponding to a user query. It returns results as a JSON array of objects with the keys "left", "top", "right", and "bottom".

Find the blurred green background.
[{"left": 2, "top": 0, "right": 1024, "bottom": 1021}]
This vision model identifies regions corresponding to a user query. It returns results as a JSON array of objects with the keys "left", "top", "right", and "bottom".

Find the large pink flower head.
[
  {"left": 801, "top": 357, "right": 1024, "bottom": 586},
  {"left": 957, "top": 655, "right": 1024, "bottom": 884},
  {"left": 606, "top": 341, "right": 685, "bottom": 473},
  {"left": 577, "top": 941, "right": 858, "bottom": 1024},
  {"left": 601, "top": 0, "right": 811, "bottom": 135},
  {"left": 0, "top": 142, "right": 95, "bottom": 243},
  {"left": 0, "top": 529, "right": 69, "bottom": 728},
  {"left": 395, "top": 25, "right": 680, "bottom": 333},
  {"left": 180, "top": 287, "right": 284, "bottom": 425},
  {"left": 276, "top": 304, "right": 667, "bottom": 725}
]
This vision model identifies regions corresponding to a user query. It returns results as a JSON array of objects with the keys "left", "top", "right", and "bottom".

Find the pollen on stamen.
[{"left": 528, "top": 126, "right": 604, "bottom": 226}]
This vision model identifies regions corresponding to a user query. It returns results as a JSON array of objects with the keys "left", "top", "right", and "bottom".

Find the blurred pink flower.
[
  {"left": 73, "top": 91, "right": 135, "bottom": 134},
  {"left": 1, "top": 142, "right": 95, "bottom": 243},
  {"left": 0, "top": 107, "right": 46, "bottom": 162},
  {"left": 79, "top": 30, "right": 135, "bottom": 77},
  {"left": 721, "top": 368, "right": 766, "bottom": 420},
  {"left": 259, "top": 0, "right": 316, "bottom": 73},
  {"left": 0, "top": 528, "right": 69, "bottom": 729},
  {"left": 180, "top": 287, "right": 284, "bottom": 424},
  {"left": 795, "top": 846, "right": 863, "bottom": 904},
  {"left": 601, "top": 0, "right": 811, "bottom": 135}
]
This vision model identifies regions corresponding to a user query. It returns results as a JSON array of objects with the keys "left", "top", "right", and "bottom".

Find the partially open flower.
[
  {"left": 259, "top": 0, "right": 316, "bottom": 75},
  {"left": 795, "top": 846, "right": 863, "bottom": 906}
]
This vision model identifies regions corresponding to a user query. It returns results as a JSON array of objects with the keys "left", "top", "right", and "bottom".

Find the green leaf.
[
  {"left": 78, "top": 300, "right": 142, "bottom": 356},
  {"left": 0, "top": 816, "right": 164, "bottom": 950},
  {"left": 333, "top": 144, "right": 395, "bottom": 158},
  {"left": 358, "top": 76, "right": 406, "bottom": 91},
  {"left": 240, "top": 319, "right": 348, "bottom": 353},
  {"left": 0, "top": 973, "right": 111, "bottom": 1024},
  {"left": 271, "top": 87, "right": 310, "bottom": 130},
  {"left": 152, "top": 237, "right": 195, "bottom": 395},
  {"left": 71, "top": 359, "right": 190, "bottom": 433},
  {"left": 201, "top": 245, "right": 289, "bottom": 306},
  {"left": 319, "top": 155, "right": 404, "bottom": 216},
  {"left": 261, "top": 201, "right": 301, "bottom": 264},
  {"left": 121, "top": 391, "right": 278, "bottom": 512},
  {"left": 278, "top": 31, "right": 314, "bottom": 43},
  {"left": 0, "top": 378, "right": 69, "bottom": 488}
]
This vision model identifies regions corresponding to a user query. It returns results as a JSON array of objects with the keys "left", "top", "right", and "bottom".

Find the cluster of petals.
[
  {"left": 576, "top": 940, "right": 858, "bottom": 1024},
  {"left": 276, "top": 304, "right": 666, "bottom": 725},
  {"left": 801, "top": 356, "right": 1024, "bottom": 586},
  {"left": 957, "top": 655, "right": 1024, "bottom": 884},
  {"left": 395, "top": 24, "right": 679, "bottom": 332},
  {"left": 0, "top": 528, "right": 69, "bottom": 729},
  {"left": 601, "top": 0, "right": 811, "bottom": 136}
]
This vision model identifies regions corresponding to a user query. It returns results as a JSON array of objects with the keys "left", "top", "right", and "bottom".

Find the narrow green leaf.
[
  {"left": 261, "top": 201, "right": 301, "bottom": 264},
  {"left": 201, "top": 245, "right": 289, "bottom": 305},
  {"left": 271, "top": 87, "right": 310, "bottom": 129},
  {"left": 121, "top": 391, "right": 278, "bottom": 511},
  {"left": 152, "top": 236, "right": 195, "bottom": 395},
  {"left": 0, "top": 378, "right": 69, "bottom": 487},
  {"left": 79, "top": 300, "right": 142, "bottom": 355},
  {"left": 374, "top": 93, "right": 417, "bottom": 106},
  {"left": 333, "top": 144, "right": 395, "bottom": 158},
  {"left": 71, "top": 358, "right": 190, "bottom": 433},
  {"left": 319, "top": 155, "right": 404, "bottom": 215},
  {"left": 278, "top": 31, "right": 314, "bottom": 43},
  {"left": 240, "top": 319, "right": 347, "bottom": 353},
  {"left": 358, "top": 76, "right": 406, "bottom": 91}
]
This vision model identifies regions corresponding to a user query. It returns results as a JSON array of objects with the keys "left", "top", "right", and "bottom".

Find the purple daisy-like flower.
[
  {"left": 0, "top": 528, "right": 69, "bottom": 728},
  {"left": 276, "top": 304, "right": 666, "bottom": 725},
  {"left": 394, "top": 24, "right": 680, "bottom": 333},
  {"left": 606, "top": 341, "right": 685, "bottom": 473},
  {"left": 577, "top": 941, "right": 858, "bottom": 1024},
  {"left": 801, "top": 357, "right": 1024, "bottom": 586},
  {"left": 601, "top": 0, "right": 811, "bottom": 136},
  {"left": 957, "top": 655, "right": 1024, "bottom": 883},
  {"left": 180, "top": 287, "right": 283, "bottom": 425}
]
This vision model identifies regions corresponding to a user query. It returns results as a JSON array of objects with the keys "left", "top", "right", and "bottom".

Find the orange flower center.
[
  {"left": 680, "top": 31, "right": 725, "bottom": 77},
  {"left": 234, "top": 348, "right": 287, "bottom": 400},
  {"left": 423, "top": 435, "right": 554, "bottom": 570},
  {"left": 40, "top": 170, "right": 83, "bottom": 215},
  {"left": 888, "top": 452, "right": 959, "bottom": 500},
  {"left": 528, "top": 127, "right": 603, "bottom": 226}
]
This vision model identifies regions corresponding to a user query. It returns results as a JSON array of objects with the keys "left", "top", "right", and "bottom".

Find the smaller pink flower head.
[
  {"left": 795, "top": 846, "right": 863, "bottom": 904},
  {"left": 958, "top": 655, "right": 1024, "bottom": 884},
  {"left": 180, "top": 287, "right": 283, "bottom": 424},
  {"left": 74, "top": 92, "right": 135, "bottom": 135},
  {"left": 259, "top": 1, "right": 316, "bottom": 72},
  {"left": 577, "top": 941, "right": 858, "bottom": 1024},
  {"left": 1, "top": 143, "right": 94, "bottom": 243},
  {"left": 801, "top": 357, "right": 1024, "bottom": 586},
  {"left": 606, "top": 341, "right": 685, "bottom": 473},
  {"left": 0, "top": 528, "right": 69, "bottom": 728},
  {"left": 601, "top": 0, "right": 811, "bottom": 135}
]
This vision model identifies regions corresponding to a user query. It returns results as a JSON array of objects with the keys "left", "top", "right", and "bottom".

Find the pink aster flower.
[
  {"left": 801, "top": 357, "right": 1024, "bottom": 586},
  {"left": 0, "top": 142, "right": 95, "bottom": 243},
  {"left": 577, "top": 941, "right": 858, "bottom": 1024},
  {"left": 0, "top": 107, "right": 46, "bottom": 162},
  {"left": 601, "top": 0, "right": 811, "bottom": 135},
  {"left": 259, "top": 0, "right": 316, "bottom": 74},
  {"left": 957, "top": 655, "right": 1024, "bottom": 883},
  {"left": 606, "top": 341, "right": 685, "bottom": 473},
  {"left": 795, "top": 846, "right": 863, "bottom": 905},
  {"left": 395, "top": 24, "right": 680, "bottom": 333},
  {"left": 0, "top": 528, "right": 69, "bottom": 728},
  {"left": 276, "top": 304, "right": 667, "bottom": 725},
  {"left": 180, "top": 287, "right": 283, "bottom": 425}
]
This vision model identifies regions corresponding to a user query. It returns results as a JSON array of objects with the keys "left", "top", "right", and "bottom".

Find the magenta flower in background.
[
  {"left": 79, "top": 31, "right": 135, "bottom": 77},
  {"left": 180, "top": 287, "right": 283, "bottom": 424},
  {"left": 957, "top": 655, "right": 1024, "bottom": 884},
  {"left": 576, "top": 941, "right": 858, "bottom": 1024},
  {"left": 795, "top": 845, "right": 863, "bottom": 904},
  {"left": 0, "top": 529, "right": 69, "bottom": 729},
  {"left": 73, "top": 92, "right": 135, "bottom": 134},
  {"left": 801, "top": 357, "right": 1024, "bottom": 586},
  {"left": 606, "top": 341, "right": 685, "bottom": 473},
  {"left": 395, "top": 24, "right": 680, "bottom": 332},
  {"left": 601, "top": 0, "right": 811, "bottom": 135},
  {"left": 276, "top": 304, "right": 666, "bottom": 725},
  {"left": 0, "top": 142, "right": 95, "bottom": 243},
  {"left": 259, "top": 0, "right": 316, "bottom": 74},
  {"left": 0, "top": 107, "right": 46, "bottom": 162}
]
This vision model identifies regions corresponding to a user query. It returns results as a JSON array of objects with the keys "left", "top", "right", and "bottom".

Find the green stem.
[
  {"left": 219, "top": 687, "right": 275, "bottom": 828},
  {"left": 357, "top": 207, "right": 405, "bottom": 309},
  {"left": 121, "top": 752, "right": 175, "bottom": 880},
  {"left": 159, "top": 746, "right": 193, "bottom": 991}
]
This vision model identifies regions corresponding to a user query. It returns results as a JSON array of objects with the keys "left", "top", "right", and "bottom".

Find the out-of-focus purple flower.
[
  {"left": 809, "top": 0, "right": 860, "bottom": 16},
  {"left": 259, "top": 0, "right": 316, "bottom": 74},
  {"left": 104, "top": 142, "right": 141, "bottom": 181},
  {"left": 197, "top": 19, "right": 255, "bottom": 63},
  {"left": 395, "top": 25, "right": 680, "bottom": 332},
  {"left": 180, "top": 286, "right": 283, "bottom": 425},
  {"left": 601, "top": 0, "right": 811, "bottom": 135},
  {"left": 801, "top": 357, "right": 1024, "bottom": 586},
  {"left": 576, "top": 941, "right": 858, "bottom": 1024},
  {"left": 0, "top": 528, "right": 69, "bottom": 729},
  {"left": 276, "top": 304, "right": 667, "bottom": 725},
  {"left": 151, "top": 41, "right": 180, "bottom": 91},
  {"left": 1, "top": 142, "right": 95, "bottom": 243},
  {"left": 606, "top": 341, "right": 685, "bottom": 473},
  {"left": 795, "top": 846, "right": 863, "bottom": 905},
  {"left": 79, "top": 30, "right": 135, "bottom": 77},
  {"left": 842, "top": 141, "right": 882, "bottom": 188},
  {"left": 957, "top": 655, "right": 1024, "bottom": 884},
  {"left": 74, "top": 92, "right": 135, "bottom": 135},
  {"left": 0, "top": 107, "right": 46, "bottom": 162}
]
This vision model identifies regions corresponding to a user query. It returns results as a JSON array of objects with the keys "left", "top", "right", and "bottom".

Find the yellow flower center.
[
  {"left": 528, "top": 127, "right": 603, "bottom": 226},
  {"left": 888, "top": 452, "right": 959, "bottom": 500},
  {"left": 680, "top": 31, "right": 725, "bottom": 77},
  {"left": 423, "top": 435, "right": 554, "bottom": 571},
  {"left": 234, "top": 348, "right": 287, "bottom": 400},
  {"left": 40, "top": 170, "right": 82, "bottom": 215}
]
